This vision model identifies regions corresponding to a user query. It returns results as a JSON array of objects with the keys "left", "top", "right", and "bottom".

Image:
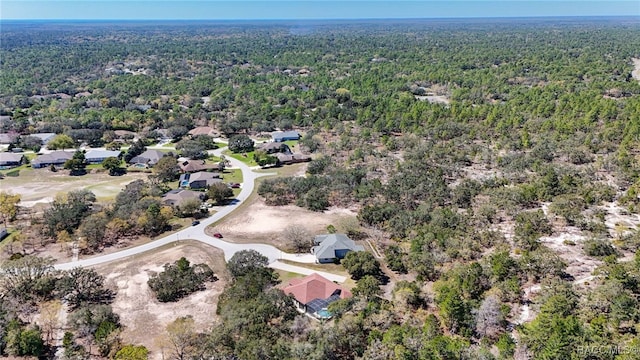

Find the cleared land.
[
  {"left": 2, "top": 168, "right": 149, "bottom": 204},
  {"left": 211, "top": 195, "right": 359, "bottom": 251},
  {"left": 93, "top": 241, "right": 228, "bottom": 360}
]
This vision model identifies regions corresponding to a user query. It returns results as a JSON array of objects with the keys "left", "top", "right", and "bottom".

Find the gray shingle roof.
[{"left": 311, "top": 234, "right": 364, "bottom": 260}]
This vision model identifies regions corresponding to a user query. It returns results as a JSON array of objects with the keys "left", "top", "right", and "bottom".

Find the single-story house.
[
  {"left": 32, "top": 133, "right": 57, "bottom": 145},
  {"left": 0, "top": 133, "right": 19, "bottom": 145},
  {"left": 0, "top": 153, "right": 25, "bottom": 169},
  {"left": 179, "top": 171, "right": 221, "bottom": 189},
  {"left": 188, "top": 126, "right": 217, "bottom": 137},
  {"left": 129, "top": 149, "right": 171, "bottom": 167},
  {"left": 32, "top": 151, "right": 73, "bottom": 168},
  {"left": 85, "top": 149, "right": 122, "bottom": 164},
  {"left": 275, "top": 153, "right": 311, "bottom": 165},
  {"left": 258, "top": 142, "right": 291, "bottom": 154},
  {"left": 161, "top": 189, "right": 205, "bottom": 206},
  {"left": 179, "top": 160, "right": 218, "bottom": 173},
  {"left": 311, "top": 234, "right": 364, "bottom": 263},
  {"left": 272, "top": 130, "right": 300, "bottom": 142},
  {"left": 283, "top": 273, "right": 352, "bottom": 319}
]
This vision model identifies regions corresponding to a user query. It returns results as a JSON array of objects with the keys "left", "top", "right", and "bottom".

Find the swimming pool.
[{"left": 316, "top": 309, "right": 332, "bottom": 319}]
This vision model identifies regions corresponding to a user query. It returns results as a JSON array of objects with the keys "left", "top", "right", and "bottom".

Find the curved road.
[{"left": 54, "top": 146, "right": 346, "bottom": 283}]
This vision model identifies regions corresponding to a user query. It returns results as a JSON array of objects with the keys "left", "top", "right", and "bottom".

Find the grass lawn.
[
  {"left": 225, "top": 150, "right": 258, "bottom": 166},
  {"left": 222, "top": 168, "right": 243, "bottom": 184},
  {"left": 274, "top": 269, "right": 306, "bottom": 283}
]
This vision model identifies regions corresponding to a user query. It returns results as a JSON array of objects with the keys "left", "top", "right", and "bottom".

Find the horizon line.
[{"left": 3, "top": 15, "right": 638, "bottom": 21}]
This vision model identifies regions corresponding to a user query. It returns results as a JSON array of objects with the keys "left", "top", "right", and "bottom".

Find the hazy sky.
[{"left": 2, "top": 1, "right": 639, "bottom": 20}]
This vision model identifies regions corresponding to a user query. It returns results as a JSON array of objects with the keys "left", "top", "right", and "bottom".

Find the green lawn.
[
  {"left": 222, "top": 168, "right": 243, "bottom": 184},
  {"left": 224, "top": 150, "right": 258, "bottom": 166}
]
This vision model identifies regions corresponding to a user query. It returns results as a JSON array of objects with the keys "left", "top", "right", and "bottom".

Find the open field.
[
  {"left": 2, "top": 168, "right": 150, "bottom": 204},
  {"left": 211, "top": 195, "right": 359, "bottom": 251},
  {"left": 94, "top": 241, "right": 229, "bottom": 360}
]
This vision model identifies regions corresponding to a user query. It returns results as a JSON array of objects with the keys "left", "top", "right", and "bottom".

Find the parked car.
[
  {"left": 191, "top": 220, "right": 200, "bottom": 226},
  {"left": 230, "top": 183, "right": 241, "bottom": 188},
  {"left": 213, "top": 233, "right": 223, "bottom": 238}
]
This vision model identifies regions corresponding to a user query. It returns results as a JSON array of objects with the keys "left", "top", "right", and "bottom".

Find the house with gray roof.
[
  {"left": 32, "top": 133, "right": 57, "bottom": 145},
  {"left": 179, "top": 171, "right": 221, "bottom": 189},
  {"left": 161, "top": 189, "right": 205, "bottom": 206},
  {"left": 271, "top": 130, "right": 300, "bottom": 142},
  {"left": 311, "top": 234, "right": 364, "bottom": 263},
  {"left": 0, "top": 153, "right": 25, "bottom": 169},
  {"left": 0, "top": 133, "right": 19, "bottom": 145},
  {"left": 85, "top": 149, "right": 122, "bottom": 164},
  {"left": 32, "top": 151, "right": 73, "bottom": 168},
  {"left": 129, "top": 149, "right": 171, "bottom": 167}
]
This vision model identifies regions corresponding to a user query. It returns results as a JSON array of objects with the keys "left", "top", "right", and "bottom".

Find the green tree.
[
  {"left": 352, "top": 275, "right": 382, "bottom": 300},
  {"left": 342, "top": 251, "right": 382, "bottom": 280},
  {"left": 227, "top": 250, "right": 269, "bottom": 279},
  {"left": 207, "top": 182, "right": 233, "bottom": 205},
  {"left": 57, "top": 267, "right": 115, "bottom": 310},
  {"left": 228, "top": 134, "right": 254, "bottom": 153},
  {"left": 47, "top": 134, "right": 75, "bottom": 150},
  {"left": 0, "top": 191, "right": 21, "bottom": 228},
  {"left": 153, "top": 155, "right": 179, "bottom": 183},
  {"left": 147, "top": 257, "right": 216, "bottom": 302},
  {"left": 64, "top": 150, "right": 87, "bottom": 174},
  {"left": 102, "top": 156, "right": 124, "bottom": 176},
  {"left": 253, "top": 150, "right": 277, "bottom": 167},
  {"left": 115, "top": 345, "right": 149, "bottom": 360}
]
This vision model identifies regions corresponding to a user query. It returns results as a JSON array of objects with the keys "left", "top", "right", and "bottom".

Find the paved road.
[{"left": 53, "top": 146, "right": 347, "bottom": 283}]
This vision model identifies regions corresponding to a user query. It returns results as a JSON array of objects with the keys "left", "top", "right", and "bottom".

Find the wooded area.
[{"left": 1, "top": 18, "right": 640, "bottom": 359}]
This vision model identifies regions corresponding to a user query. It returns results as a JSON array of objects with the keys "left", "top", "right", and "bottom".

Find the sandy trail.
[{"left": 632, "top": 58, "right": 640, "bottom": 82}]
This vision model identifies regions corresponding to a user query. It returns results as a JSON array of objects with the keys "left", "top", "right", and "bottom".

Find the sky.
[{"left": 1, "top": 0, "right": 638, "bottom": 20}]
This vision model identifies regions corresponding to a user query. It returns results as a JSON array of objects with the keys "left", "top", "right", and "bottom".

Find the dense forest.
[{"left": 1, "top": 18, "right": 640, "bottom": 359}]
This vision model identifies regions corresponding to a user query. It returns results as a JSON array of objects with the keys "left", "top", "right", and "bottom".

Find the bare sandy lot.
[
  {"left": 212, "top": 196, "right": 359, "bottom": 250},
  {"left": 2, "top": 168, "right": 149, "bottom": 204},
  {"left": 632, "top": 58, "right": 640, "bottom": 82},
  {"left": 94, "top": 241, "right": 228, "bottom": 360}
]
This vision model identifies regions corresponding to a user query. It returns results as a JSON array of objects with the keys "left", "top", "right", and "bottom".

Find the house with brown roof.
[
  {"left": 283, "top": 273, "right": 352, "bottom": 319},
  {"left": 188, "top": 126, "right": 217, "bottom": 137},
  {"left": 275, "top": 153, "right": 311, "bottom": 165},
  {"left": 257, "top": 142, "right": 291, "bottom": 154},
  {"left": 179, "top": 159, "right": 217, "bottom": 173},
  {"left": 161, "top": 189, "right": 205, "bottom": 206}
]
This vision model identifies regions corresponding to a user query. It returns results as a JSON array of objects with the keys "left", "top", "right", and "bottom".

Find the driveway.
[{"left": 53, "top": 146, "right": 347, "bottom": 282}]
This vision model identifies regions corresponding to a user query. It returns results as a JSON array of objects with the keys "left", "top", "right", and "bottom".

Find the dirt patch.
[
  {"left": 211, "top": 196, "right": 358, "bottom": 251},
  {"left": 93, "top": 241, "right": 228, "bottom": 360},
  {"left": 632, "top": 58, "right": 640, "bottom": 82},
  {"left": 4, "top": 168, "right": 149, "bottom": 204}
]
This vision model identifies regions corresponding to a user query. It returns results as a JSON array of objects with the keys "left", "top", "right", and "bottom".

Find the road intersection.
[{"left": 53, "top": 146, "right": 347, "bottom": 283}]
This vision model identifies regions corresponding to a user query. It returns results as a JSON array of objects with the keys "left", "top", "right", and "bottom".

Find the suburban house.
[
  {"left": 32, "top": 133, "right": 57, "bottom": 145},
  {"left": 275, "top": 153, "right": 311, "bottom": 165},
  {"left": 0, "top": 133, "right": 19, "bottom": 145},
  {"left": 0, "top": 153, "right": 25, "bottom": 169},
  {"left": 129, "top": 149, "right": 172, "bottom": 167},
  {"left": 283, "top": 273, "right": 352, "bottom": 319},
  {"left": 32, "top": 151, "right": 73, "bottom": 168},
  {"left": 179, "top": 159, "right": 218, "bottom": 173},
  {"left": 272, "top": 130, "right": 301, "bottom": 142},
  {"left": 85, "top": 149, "right": 122, "bottom": 164},
  {"left": 161, "top": 189, "right": 205, "bottom": 206},
  {"left": 311, "top": 234, "right": 365, "bottom": 263},
  {"left": 188, "top": 126, "right": 217, "bottom": 137},
  {"left": 179, "top": 171, "right": 221, "bottom": 189},
  {"left": 257, "top": 142, "right": 291, "bottom": 154}
]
